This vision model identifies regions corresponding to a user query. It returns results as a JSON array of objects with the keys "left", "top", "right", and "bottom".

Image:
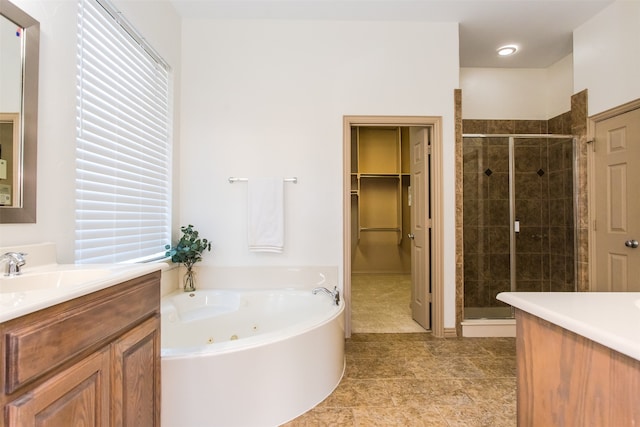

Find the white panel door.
[
  {"left": 594, "top": 108, "right": 640, "bottom": 291},
  {"left": 409, "top": 127, "right": 430, "bottom": 329}
]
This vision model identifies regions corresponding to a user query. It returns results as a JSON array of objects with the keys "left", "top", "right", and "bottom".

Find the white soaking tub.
[{"left": 161, "top": 287, "right": 345, "bottom": 427}]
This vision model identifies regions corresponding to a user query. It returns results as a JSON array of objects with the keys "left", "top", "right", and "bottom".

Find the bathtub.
[{"left": 160, "top": 287, "right": 345, "bottom": 427}]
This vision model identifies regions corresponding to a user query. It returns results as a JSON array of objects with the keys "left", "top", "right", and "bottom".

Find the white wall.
[
  {"left": 179, "top": 19, "right": 460, "bottom": 327},
  {"left": 0, "top": 0, "right": 182, "bottom": 262},
  {"left": 546, "top": 54, "right": 574, "bottom": 118},
  {"left": 460, "top": 55, "right": 573, "bottom": 120},
  {"left": 574, "top": 0, "right": 640, "bottom": 115}
]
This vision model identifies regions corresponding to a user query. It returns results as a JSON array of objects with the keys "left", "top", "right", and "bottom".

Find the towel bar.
[{"left": 228, "top": 177, "right": 298, "bottom": 184}]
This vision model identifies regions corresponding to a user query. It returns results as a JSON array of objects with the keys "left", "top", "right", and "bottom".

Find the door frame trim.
[
  {"left": 588, "top": 98, "right": 640, "bottom": 290},
  {"left": 343, "top": 115, "right": 444, "bottom": 337}
]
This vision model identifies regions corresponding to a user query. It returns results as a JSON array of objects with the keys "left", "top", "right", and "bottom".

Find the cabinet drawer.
[{"left": 4, "top": 271, "right": 160, "bottom": 394}]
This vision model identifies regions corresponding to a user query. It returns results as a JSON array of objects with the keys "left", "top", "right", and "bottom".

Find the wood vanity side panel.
[
  {"left": 4, "top": 272, "right": 160, "bottom": 394},
  {"left": 516, "top": 309, "right": 640, "bottom": 426}
]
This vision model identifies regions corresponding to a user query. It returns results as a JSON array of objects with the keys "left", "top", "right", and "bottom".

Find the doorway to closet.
[{"left": 343, "top": 116, "right": 444, "bottom": 337}]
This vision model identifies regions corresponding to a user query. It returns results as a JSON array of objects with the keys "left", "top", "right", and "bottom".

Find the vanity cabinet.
[
  {"left": 0, "top": 271, "right": 161, "bottom": 427},
  {"left": 515, "top": 309, "right": 640, "bottom": 426}
]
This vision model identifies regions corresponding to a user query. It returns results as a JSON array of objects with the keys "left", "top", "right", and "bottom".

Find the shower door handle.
[{"left": 625, "top": 239, "right": 639, "bottom": 248}]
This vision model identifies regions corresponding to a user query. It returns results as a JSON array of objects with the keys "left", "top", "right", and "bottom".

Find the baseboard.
[
  {"left": 443, "top": 327, "right": 458, "bottom": 338},
  {"left": 461, "top": 319, "right": 516, "bottom": 337}
]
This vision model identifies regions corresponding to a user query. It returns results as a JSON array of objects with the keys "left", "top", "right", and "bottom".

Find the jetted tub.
[{"left": 161, "top": 288, "right": 345, "bottom": 427}]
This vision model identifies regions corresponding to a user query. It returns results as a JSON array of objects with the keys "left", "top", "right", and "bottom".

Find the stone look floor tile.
[
  {"left": 352, "top": 405, "right": 450, "bottom": 426},
  {"left": 351, "top": 274, "right": 426, "bottom": 333},
  {"left": 282, "top": 275, "right": 518, "bottom": 426},
  {"left": 281, "top": 334, "right": 517, "bottom": 427}
]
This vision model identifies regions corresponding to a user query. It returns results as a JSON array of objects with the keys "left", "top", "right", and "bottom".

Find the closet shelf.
[
  {"left": 360, "top": 227, "right": 401, "bottom": 232},
  {"left": 359, "top": 174, "right": 400, "bottom": 179}
]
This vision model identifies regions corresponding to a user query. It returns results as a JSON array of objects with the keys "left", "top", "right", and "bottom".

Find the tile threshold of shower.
[{"left": 461, "top": 319, "right": 516, "bottom": 337}]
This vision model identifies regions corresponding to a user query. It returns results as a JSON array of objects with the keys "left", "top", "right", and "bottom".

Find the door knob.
[
  {"left": 625, "top": 239, "right": 639, "bottom": 248},
  {"left": 407, "top": 233, "right": 415, "bottom": 240}
]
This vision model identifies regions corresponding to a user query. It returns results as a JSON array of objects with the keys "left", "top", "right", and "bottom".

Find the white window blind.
[{"left": 75, "top": 0, "right": 171, "bottom": 264}]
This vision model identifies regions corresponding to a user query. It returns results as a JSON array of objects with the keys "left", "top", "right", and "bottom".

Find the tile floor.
[
  {"left": 283, "top": 274, "right": 517, "bottom": 426},
  {"left": 351, "top": 274, "right": 426, "bottom": 333},
  {"left": 283, "top": 333, "right": 516, "bottom": 426}
]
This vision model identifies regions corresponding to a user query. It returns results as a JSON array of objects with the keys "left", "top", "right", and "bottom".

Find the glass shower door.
[
  {"left": 513, "top": 136, "right": 576, "bottom": 293},
  {"left": 463, "top": 136, "right": 512, "bottom": 319},
  {"left": 463, "top": 135, "right": 576, "bottom": 320}
]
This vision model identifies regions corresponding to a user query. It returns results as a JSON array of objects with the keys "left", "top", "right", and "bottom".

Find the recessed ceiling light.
[{"left": 497, "top": 45, "right": 518, "bottom": 56}]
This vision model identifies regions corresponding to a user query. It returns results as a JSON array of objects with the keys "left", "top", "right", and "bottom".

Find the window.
[{"left": 75, "top": 0, "right": 171, "bottom": 263}]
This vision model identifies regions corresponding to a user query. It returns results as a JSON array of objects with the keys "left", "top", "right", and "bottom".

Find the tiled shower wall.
[{"left": 462, "top": 117, "right": 575, "bottom": 309}]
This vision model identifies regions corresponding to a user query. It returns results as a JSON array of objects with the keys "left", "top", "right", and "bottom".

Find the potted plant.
[{"left": 165, "top": 224, "right": 212, "bottom": 292}]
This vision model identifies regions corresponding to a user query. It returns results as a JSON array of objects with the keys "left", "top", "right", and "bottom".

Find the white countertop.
[
  {"left": 497, "top": 292, "right": 640, "bottom": 361},
  {"left": 0, "top": 243, "right": 164, "bottom": 323},
  {"left": 0, "top": 263, "right": 162, "bottom": 323}
]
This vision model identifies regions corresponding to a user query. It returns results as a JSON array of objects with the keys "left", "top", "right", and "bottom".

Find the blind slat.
[{"left": 76, "top": 0, "right": 171, "bottom": 264}]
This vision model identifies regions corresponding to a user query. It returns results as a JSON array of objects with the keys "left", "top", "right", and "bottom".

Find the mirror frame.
[{"left": 0, "top": 0, "right": 39, "bottom": 223}]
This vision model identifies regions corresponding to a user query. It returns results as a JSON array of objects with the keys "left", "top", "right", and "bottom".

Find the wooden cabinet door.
[
  {"left": 5, "top": 348, "right": 110, "bottom": 427},
  {"left": 111, "top": 316, "right": 160, "bottom": 427}
]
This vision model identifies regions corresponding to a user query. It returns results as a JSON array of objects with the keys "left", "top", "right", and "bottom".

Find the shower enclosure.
[{"left": 463, "top": 134, "right": 577, "bottom": 319}]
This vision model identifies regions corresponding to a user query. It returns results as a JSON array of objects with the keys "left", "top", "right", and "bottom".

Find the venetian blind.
[{"left": 75, "top": 0, "right": 171, "bottom": 263}]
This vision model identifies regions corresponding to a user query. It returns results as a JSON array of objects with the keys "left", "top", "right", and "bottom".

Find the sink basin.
[{"left": 0, "top": 269, "right": 112, "bottom": 293}]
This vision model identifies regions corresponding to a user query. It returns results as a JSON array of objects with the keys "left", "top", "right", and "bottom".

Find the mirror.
[{"left": 0, "top": 0, "right": 39, "bottom": 223}]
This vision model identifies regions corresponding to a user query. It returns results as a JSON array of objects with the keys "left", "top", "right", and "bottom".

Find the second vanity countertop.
[{"left": 497, "top": 292, "right": 640, "bottom": 361}]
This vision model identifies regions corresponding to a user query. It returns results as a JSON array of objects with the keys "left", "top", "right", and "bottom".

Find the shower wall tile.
[
  {"left": 548, "top": 174, "right": 565, "bottom": 200},
  {"left": 549, "top": 227, "right": 567, "bottom": 253},
  {"left": 463, "top": 227, "right": 490, "bottom": 255},
  {"left": 515, "top": 199, "right": 543, "bottom": 226},
  {"left": 487, "top": 120, "right": 515, "bottom": 134},
  {"left": 517, "top": 253, "right": 543, "bottom": 281},
  {"left": 571, "top": 90, "right": 588, "bottom": 136},
  {"left": 562, "top": 141, "right": 573, "bottom": 169},
  {"left": 514, "top": 173, "right": 543, "bottom": 200},
  {"left": 463, "top": 119, "right": 488, "bottom": 134},
  {"left": 488, "top": 199, "right": 510, "bottom": 226},
  {"left": 487, "top": 145, "right": 509, "bottom": 172},
  {"left": 462, "top": 197, "right": 479, "bottom": 226},
  {"left": 462, "top": 170, "right": 480, "bottom": 194},
  {"left": 488, "top": 173, "right": 509, "bottom": 200},
  {"left": 489, "top": 280, "right": 511, "bottom": 302},
  {"left": 548, "top": 141, "right": 563, "bottom": 171},
  {"left": 514, "top": 120, "right": 546, "bottom": 134},
  {"left": 515, "top": 227, "right": 543, "bottom": 254},
  {"left": 548, "top": 111, "right": 572, "bottom": 134},
  {"left": 514, "top": 146, "right": 542, "bottom": 172},
  {"left": 517, "top": 280, "right": 543, "bottom": 292},
  {"left": 489, "top": 254, "right": 511, "bottom": 281},
  {"left": 488, "top": 226, "right": 510, "bottom": 252}
]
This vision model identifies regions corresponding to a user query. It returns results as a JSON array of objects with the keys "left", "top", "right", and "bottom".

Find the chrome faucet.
[
  {"left": 1, "top": 252, "right": 27, "bottom": 277},
  {"left": 312, "top": 286, "right": 340, "bottom": 306}
]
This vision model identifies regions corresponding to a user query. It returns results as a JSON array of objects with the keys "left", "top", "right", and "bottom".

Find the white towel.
[{"left": 248, "top": 178, "right": 284, "bottom": 253}]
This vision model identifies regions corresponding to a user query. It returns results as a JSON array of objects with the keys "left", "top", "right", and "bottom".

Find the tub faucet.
[
  {"left": 1, "top": 252, "right": 27, "bottom": 277},
  {"left": 312, "top": 286, "right": 340, "bottom": 306}
]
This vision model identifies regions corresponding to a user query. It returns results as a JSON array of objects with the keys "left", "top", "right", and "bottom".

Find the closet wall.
[{"left": 351, "top": 127, "right": 412, "bottom": 273}]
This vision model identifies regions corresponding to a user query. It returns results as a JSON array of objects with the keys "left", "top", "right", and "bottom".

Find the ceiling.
[{"left": 168, "top": 0, "right": 614, "bottom": 68}]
